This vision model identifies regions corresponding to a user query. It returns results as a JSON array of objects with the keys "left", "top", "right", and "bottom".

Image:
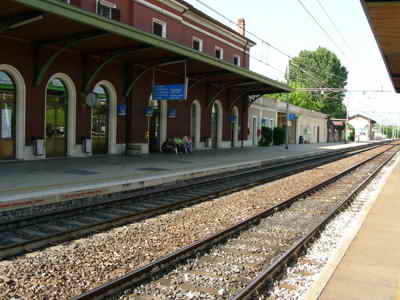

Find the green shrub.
[
  {"left": 273, "top": 127, "right": 286, "bottom": 145},
  {"left": 259, "top": 127, "right": 273, "bottom": 146},
  {"left": 348, "top": 129, "right": 355, "bottom": 142}
]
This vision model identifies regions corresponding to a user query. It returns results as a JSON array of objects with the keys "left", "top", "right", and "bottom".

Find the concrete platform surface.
[
  {"left": 0, "top": 142, "right": 367, "bottom": 212},
  {"left": 318, "top": 156, "right": 400, "bottom": 300}
]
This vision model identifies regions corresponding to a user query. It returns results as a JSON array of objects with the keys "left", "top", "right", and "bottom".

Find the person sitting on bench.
[
  {"left": 162, "top": 138, "right": 177, "bottom": 153},
  {"left": 174, "top": 137, "right": 185, "bottom": 154},
  {"left": 183, "top": 136, "right": 193, "bottom": 154}
]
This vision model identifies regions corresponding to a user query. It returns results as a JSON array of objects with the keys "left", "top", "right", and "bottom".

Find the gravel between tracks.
[{"left": 0, "top": 146, "right": 391, "bottom": 300}]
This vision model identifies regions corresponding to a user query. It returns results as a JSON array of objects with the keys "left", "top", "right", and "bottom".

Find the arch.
[
  {"left": 0, "top": 64, "right": 26, "bottom": 160},
  {"left": 210, "top": 100, "right": 223, "bottom": 148},
  {"left": 92, "top": 80, "right": 118, "bottom": 154},
  {"left": 191, "top": 100, "right": 201, "bottom": 149},
  {"left": 45, "top": 73, "right": 76, "bottom": 157},
  {"left": 232, "top": 106, "right": 239, "bottom": 147}
]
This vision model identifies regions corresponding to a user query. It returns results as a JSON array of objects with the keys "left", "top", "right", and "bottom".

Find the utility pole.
[
  {"left": 285, "top": 62, "right": 290, "bottom": 150},
  {"left": 285, "top": 101, "right": 289, "bottom": 149},
  {"left": 344, "top": 102, "right": 349, "bottom": 144}
]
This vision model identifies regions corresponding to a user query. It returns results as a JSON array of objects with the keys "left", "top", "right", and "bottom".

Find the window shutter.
[{"left": 111, "top": 8, "right": 120, "bottom": 21}]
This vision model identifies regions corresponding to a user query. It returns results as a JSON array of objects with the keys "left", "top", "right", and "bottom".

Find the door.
[
  {"left": 191, "top": 103, "right": 197, "bottom": 148},
  {"left": 288, "top": 120, "right": 297, "bottom": 144},
  {"left": 46, "top": 78, "right": 67, "bottom": 157},
  {"left": 149, "top": 101, "right": 160, "bottom": 153},
  {"left": 92, "top": 84, "right": 109, "bottom": 155},
  {"left": 317, "top": 126, "right": 320, "bottom": 143},
  {"left": 211, "top": 103, "right": 218, "bottom": 148},
  {"left": 0, "top": 71, "right": 16, "bottom": 160},
  {"left": 252, "top": 117, "right": 257, "bottom": 146},
  {"left": 231, "top": 107, "right": 239, "bottom": 148}
]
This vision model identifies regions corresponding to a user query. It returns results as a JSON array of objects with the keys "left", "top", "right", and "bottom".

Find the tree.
[{"left": 277, "top": 47, "right": 348, "bottom": 118}]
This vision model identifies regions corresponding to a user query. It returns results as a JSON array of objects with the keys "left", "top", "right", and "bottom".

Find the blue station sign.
[
  {"left": 117, "top": 104, "right": 127, "bottom": 116},
  {"left": 152, "top": 84, "right": 186, "bottom": 101},
  {"left": 288, "top": 113, "right": 297, "bottom": 121}
]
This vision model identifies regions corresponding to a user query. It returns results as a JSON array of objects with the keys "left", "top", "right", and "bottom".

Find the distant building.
[
  {"left": 249, "top": 98, "right": 328, "bottom": 145},
  {"left": 348, "top": 114, "right": 376, "bottom": 142},
  {"left": 328, "top": 119, "right": 346, "bottom": 143}
]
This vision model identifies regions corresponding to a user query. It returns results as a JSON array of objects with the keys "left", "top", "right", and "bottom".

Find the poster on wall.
[
  {"left": 1, "top": 109, "right": 12, "bottom": 138},
  {"left": 168, "top": 108, "right": 177, "bottom": 118}
]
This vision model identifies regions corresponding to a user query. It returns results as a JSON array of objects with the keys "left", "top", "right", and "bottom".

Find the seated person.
[
  {"left": 174, "top": 137, "right": 185, "bottom": 153},
  {"left": 183, "top": 136, "right": 193, "bottom": 154},
  {"left": 162, "top": 138, "right": 177, "bottom": 153}
]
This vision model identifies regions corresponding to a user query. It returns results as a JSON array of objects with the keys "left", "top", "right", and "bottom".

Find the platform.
[
  {"left": 317, "top": 153, "right": 400, "bottom": 299},
  {"left": 0, "top": 142, "right": 368, "bottom": 216}
]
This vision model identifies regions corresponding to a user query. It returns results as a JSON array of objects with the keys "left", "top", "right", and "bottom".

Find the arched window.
[
  {"left": 0, "top": 71, "right": 16, "bottom": 159},
  {"left": 46, "top": 77, "right": 68, "bottom": 157},
  {"left": 92, "top": 84, "right": 110, "bottom": 155}
]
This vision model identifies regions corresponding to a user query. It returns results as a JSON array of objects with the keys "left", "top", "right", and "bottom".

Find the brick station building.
[{"left": 0, "top": 0, "right": 289, "bottom": 160}]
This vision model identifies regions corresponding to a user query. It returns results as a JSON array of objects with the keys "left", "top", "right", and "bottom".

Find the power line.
[
  {"left": 190, "top": 0, "right": 330, "bottom": 88},
  {"left": 296, "top": 0, "right": 348, "bottom": 58},
  {"left": 315, "top": 0, "right": 352, "bottom": 53}
]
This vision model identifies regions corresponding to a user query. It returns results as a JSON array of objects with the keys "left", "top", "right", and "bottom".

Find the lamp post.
[{"left": 341, "top": 98, "right": 349, "bottom": 144}]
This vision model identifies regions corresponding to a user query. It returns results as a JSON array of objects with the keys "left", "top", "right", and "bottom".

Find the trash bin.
[
  {"left": 299, "top": 136, "right": 304, "bottom": 144},
  {"left": 33, "top": 138, "right": 45, "bottom": 156}
]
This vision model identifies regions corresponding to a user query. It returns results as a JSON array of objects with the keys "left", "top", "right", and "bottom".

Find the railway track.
[
  {"left": 0, "top": 142, "right": 387, "bottom": 259},
  {"left": 70, "top": 144, "right": 398, "bottom": 300}
]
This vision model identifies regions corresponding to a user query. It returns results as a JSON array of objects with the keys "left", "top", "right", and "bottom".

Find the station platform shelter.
[
  {"left": 0, "top": 0, "right": 289, "bottom": 162},
  {"left": 0, "top": 142, "right": 370, "bottom": 217}
]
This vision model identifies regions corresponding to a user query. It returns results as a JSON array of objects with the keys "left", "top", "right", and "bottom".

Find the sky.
[{"left": 185, "top": 0, "right": 400, "bottom": 125}]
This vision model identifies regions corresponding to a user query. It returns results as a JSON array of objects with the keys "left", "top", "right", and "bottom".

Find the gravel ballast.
[
  {"left": 259, "top": 150, "right": 399, "bottom": 300},
  {"left": 0, "top": 146, "right": 392, "bottom": 300}
]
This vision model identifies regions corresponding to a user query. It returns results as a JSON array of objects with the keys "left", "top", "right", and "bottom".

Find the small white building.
[
  {"left": 348, "top": 114, "right": 376, "bottom": 142},
  {"left": 248, "top": 97, "right": 328, "bottom": 145}
]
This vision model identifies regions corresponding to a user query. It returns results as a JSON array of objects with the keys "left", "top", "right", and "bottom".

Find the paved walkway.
[
  {"left": 318, "top": 157, "right": 400, "bottom": 300},
  {"left": 0, "top": 142, "right": 367, "bottom": 211}
]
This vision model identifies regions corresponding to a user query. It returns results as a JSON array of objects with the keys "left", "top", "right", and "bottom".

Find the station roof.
[
  {"left": 362, "top": 0, "right": 400, "bottom": 92},
  {"left": 1, "top": 0, "right": 290, "bottom": 97}
]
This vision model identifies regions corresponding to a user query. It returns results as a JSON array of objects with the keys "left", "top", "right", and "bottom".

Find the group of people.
[{"left": 162, "top": 136, "right": 193, "bottom": 154}]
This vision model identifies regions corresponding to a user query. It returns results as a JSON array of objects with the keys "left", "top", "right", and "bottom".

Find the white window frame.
[
  {"left": 233, "top": 55, "right": 241, "bottom": 66},
  {"left": 215, "top": 46, "right": 224, "bottom": 60},
  {"left": 96, "top": 0, "right": 116, "bottom": 19},
  {"left": 152, "top": 18, "right": 167, "bottom": 38},
  {"left": 192, "top": 37, "right": 203, "bottom": 52}
]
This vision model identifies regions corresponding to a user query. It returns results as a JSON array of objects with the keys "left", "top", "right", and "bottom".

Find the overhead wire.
[
  {"left": 190, "top": 0, "right": 330, "bottom": 88},
  {"left": 296, "top": 0, "right": 348, "bottom": 59},
  {"left": 315, "top": 0, "right": 352, "bottom": 53}
]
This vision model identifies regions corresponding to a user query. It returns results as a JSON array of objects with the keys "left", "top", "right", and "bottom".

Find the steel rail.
[
  {"left": 1, "top": 141, "right": 385, "bottom": 230},
  {"left": 71, "top": 144, "right": 397, "bottom": 300},
  {"left": 232, "top": 145, "right": 399, "bottom": 300},
  {"left": 0, "top": 143, "right": 387, "bottom": 260}
]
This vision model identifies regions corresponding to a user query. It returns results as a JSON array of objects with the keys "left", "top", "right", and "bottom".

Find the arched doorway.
[
  {"left": 231, "top": 106, "right": 239, "bottom": 147},
  {"left": 45, "top": 77, "right": 68, "bottom": 157},
  {"left": 92, "top": 84, "right": 109, "bottom": 155},
  {"left": 149, "top": 98, "right": 161, "bottom": 153},
  {"left": 191, "top": 100, "right": 201, "bottom": 149},
  {"left": 0, "top": 71, "right": 16, "bottom": 160},
  {"left": 210, "top": 100, "right": 223, "bottom": 149}
]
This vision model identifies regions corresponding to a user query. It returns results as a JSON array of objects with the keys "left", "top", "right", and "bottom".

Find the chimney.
[{"left": 238, "top": 18, "right": 245, "bottom": 37}]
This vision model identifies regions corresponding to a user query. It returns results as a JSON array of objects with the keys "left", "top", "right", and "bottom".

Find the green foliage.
[
  {"left": 273, "top": 127, "right": 286, "bottom": 145},
  {"left": 275, "top": 47, "right": 348, "bottom": 118},
  {"left": 259, "top": 127, "right": 273, "bottom": 146},
  {"left": 348, "top": 128, "right": 355, "bottom": 142}
]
